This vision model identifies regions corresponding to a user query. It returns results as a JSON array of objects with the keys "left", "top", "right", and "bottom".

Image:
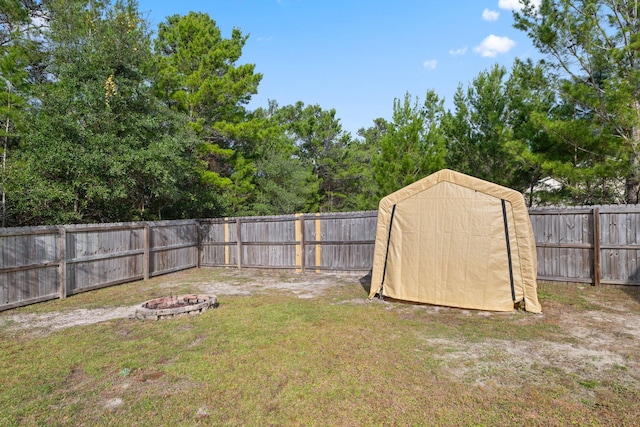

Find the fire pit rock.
[{"left": 135, "top": 294, "right": 217, "bottom": 320}]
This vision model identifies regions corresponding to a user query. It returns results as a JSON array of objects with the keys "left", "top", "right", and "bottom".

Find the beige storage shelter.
[{"left": 369, "top": 169, "right": 541, "bottom": 313}]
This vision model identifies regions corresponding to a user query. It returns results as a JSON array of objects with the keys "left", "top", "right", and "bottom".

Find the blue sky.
[{"left": 136, "top": 0, "right": 541, "bottom": 135}]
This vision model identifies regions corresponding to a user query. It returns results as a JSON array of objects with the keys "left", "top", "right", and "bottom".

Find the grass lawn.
[{"left": 1, "top": 268, "right": 639, "bottom": 426}]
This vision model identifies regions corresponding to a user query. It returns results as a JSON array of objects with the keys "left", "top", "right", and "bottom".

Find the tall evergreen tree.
[
  {"left": 373, "top": 91, "right": 446, "bottom": 197},
  {"left": 273, "top": 102, "right": 359, "bottom": 212},
  {"left": 0, "top": 0, "right": 47, "bottom": 226},
  {"left": 215, "top": 101, "right": 319, "bottom": 215},
  {"left": 500, "top": 59, "right": 561, "bottom": 205},
  {"left": 153, "top": 12, "right": 262, "bottom": 215},
  {"left": 443, "top": 63, "right": 543, "bottom": 192},
  {"left": 514, "top": 0, "right": 640, "bottom": 203},
  {"left": 347, "top": 118, "right": 387, "bottom": 210}
]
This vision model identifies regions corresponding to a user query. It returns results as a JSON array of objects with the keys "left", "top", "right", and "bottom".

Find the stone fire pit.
[{"left": 135, "top": 294, "right": 217, "bottom": 320}]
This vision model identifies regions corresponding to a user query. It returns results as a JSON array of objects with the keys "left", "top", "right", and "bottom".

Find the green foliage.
[
  {"left": 0, "top": 0, "right": 47, "bottom": 226},
  {"left": 4, "top": 0, "right": 640, "bottom": 225},
  {"left": 250, "top": 140, "right": 318, "bottom": 215},
  {"left": 514, "top": 0, "right": 640, "bottom": 203},
  {"left": 349, "top": 119, "right": 387, "bottom": 210},
  {"left": 244, "top": 108, "right": 320, "bottom": 215},
  {"left": 373, "top": 91, "right": 446, "bottom": 197},
  {"left": 15, "top": 0, "right": 203, "bottom": 224},
  {"left": 212, "top": 102, "right": 320, "bottom": 216},
  {"left": 154, "top": 12, "right": 261, "bottom": 126},
  {"left": 272, "top": 101, "right": 359, "bottom": 212},
  {"left": 153, "top": 11, "right": 263, "bottom": 217},
  {"left": 443, "top": 61, "right": 557, "bottom": 200},
  {"left": 531, "top": 105, "right": 625, "bottom": 204}
]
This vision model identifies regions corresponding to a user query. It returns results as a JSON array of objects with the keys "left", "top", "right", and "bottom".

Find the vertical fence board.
[
  {"left": 58, "top": 227, "right": 66, "bottom": 299},
  {"left": 298, "top": 216, "right": 305, "bottom": 272},
  {"left": 236, "top": 220, "right": 242, "bottom": 268},
  {"left": 593, "top": 208, "right": 601, "bottom": 287},
  {"left": 304, "top": 216, "right": 317, "bottom": 270},
  {"left": 143, "top": 225, "right": 150, "bottom": 280},
  {"left": 315, "top": 214, "right": 322, "bottom": 272}
]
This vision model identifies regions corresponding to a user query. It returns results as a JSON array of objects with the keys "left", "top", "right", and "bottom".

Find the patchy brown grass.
[{"left": 1, "top": 269, "right": 639, "bottom": 426}]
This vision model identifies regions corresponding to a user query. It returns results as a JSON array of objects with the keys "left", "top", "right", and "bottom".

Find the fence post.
[
  {"left": 300, "top": 215, "right": 306, "bottom": 273},
  {"left": 143, "top": 224, "right": 150, "bottom": 280},
  {"left": 224, "top": 218, "right": 230, "bottom": 267},
  {"left": 58, "top": 227, "right": 67, "bottom": 299},
  {"left": 295, "top": 214, "right": 305, "bottom": 273},
  {"left": 236, "top": 218, "right": 242, "bottom": 269},
  {"left": 195, "top": 220, "right": 201, "bottom": 269},
  {"left": 315, "top": 213, "right": 321, "bottom": 273},
  {"left": 592, "top": 207, "right": 601, "bottom": 287}
]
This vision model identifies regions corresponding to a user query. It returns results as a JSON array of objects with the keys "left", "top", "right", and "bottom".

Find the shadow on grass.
[
  {"left": 359, "top": 270, "right": 372, "bottom": 295},
  {"left": 620, "top": 266, "right": 640, "bottom": 304},
  {"left": 622, "top": 284, "right": 640, "bottom": 305}
]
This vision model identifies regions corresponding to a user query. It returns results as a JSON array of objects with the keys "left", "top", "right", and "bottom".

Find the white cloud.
[
  {"left": 449, "top": 46, "right": 468, "bottom": 56},
  {"left": 422, "top": 59, "right": 438, "bottom": 70},
  {"left": 482, "top": 9, "right": 500, "bottom": 21},
  {"left": 473, "top": 34, "right": 516, "bottom": 57},
  {"left": 498, "top": 0, "right": 540, "bottom": 11}
]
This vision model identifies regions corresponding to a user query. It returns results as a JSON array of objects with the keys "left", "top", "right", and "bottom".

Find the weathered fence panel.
[
  {"left": 0, "top": 220, "right": 199, "bottom": 311},
  {"left": 0, "top": 226, "right": 60, "bottom": 310},
  {"left": 598, "top": 207, "right": 640, "bottom": 284},
  {"left": 66, "top": 224, "right": 145, "bottom": 295},
  {"left": 240, "top": 215, "right": 297, "bottom": 269},
  {"left": 529, "top": 205, "right": 640, "bottom": 285},
  {"left": 306, "top": 212, "right": 377, "bottom": 271},
  {"left": 149, "top": 221, "right": 198, "bottom": 277},
  {"left": 529, "top": 208, "right": 594, "bottom": 284},
  {"left": 198, "top": 220, "right": 228, "bottom": 267}
]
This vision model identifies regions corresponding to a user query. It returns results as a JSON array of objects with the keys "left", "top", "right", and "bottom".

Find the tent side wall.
[{"left": 369, "top": 169, "right": 541, "bottom": 313}]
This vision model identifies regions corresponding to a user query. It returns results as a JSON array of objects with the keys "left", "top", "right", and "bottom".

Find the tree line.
[{"left": 1, "top": 0, "right": 638, "bottom": 227}]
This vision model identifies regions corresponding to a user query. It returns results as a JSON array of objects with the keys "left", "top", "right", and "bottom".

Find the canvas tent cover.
[{"left": 369, "top": 169, "right": 541, "bottom": 313}]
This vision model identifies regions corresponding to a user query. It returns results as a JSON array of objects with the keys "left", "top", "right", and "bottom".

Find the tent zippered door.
[
  {"left": 379, "top": 204, "right": 397, "bottom": 298},
  {"left": 501, "top": 199, "right": 516, "bottom": 302}
]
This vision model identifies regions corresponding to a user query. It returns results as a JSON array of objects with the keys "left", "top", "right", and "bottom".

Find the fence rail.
[{"left": 2, "top": 205, "right": 639, "bottom": 311}]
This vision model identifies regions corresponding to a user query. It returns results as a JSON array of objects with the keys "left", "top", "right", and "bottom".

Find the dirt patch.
[
  {"left": 0, "top": 269, "right": 364, "bottom": 334},
  {"left": 424, "top": 337, "right": 637, "bottom": 386},
  {"left": 182, "top": 269, "right": 359, "bottom": 299},
  {"left": 2, "top": 306, "right": 139, "bottom": 334}
]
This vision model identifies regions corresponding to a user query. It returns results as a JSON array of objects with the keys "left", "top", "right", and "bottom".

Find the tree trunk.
[
  {"left": 2, "top": 94, "right": 10, "bottom": 228},
  {"left": 626, "top": 160, "right": 640, "bottom": 204},
  {"left": 627, "top": 109, "right": 640, "bottom": 204}
]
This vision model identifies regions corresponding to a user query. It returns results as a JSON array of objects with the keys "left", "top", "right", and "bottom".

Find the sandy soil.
[{"left": 1, "top": 269, "right": 365, "bottom": 332}]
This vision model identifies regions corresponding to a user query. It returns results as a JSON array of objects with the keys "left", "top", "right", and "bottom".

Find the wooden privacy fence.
[
  {"left": 0, "top": 220, "right": 198, "bottom": 312},
  {"left": 1, "top": 206, "right": 639, "bottom": 311},
  {"left": 198, "top": 211, "right": 377, "bottom": 272},
  {"left": 0, "top": 212, "right": 378, "bottom": 312},
  {"left": 529, "top": 205, "right": 640, "bottom": 286}
]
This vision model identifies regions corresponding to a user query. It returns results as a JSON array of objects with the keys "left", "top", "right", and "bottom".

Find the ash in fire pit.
[{"left": 135, "top": 294, "right": 217, "bottom": 320}]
